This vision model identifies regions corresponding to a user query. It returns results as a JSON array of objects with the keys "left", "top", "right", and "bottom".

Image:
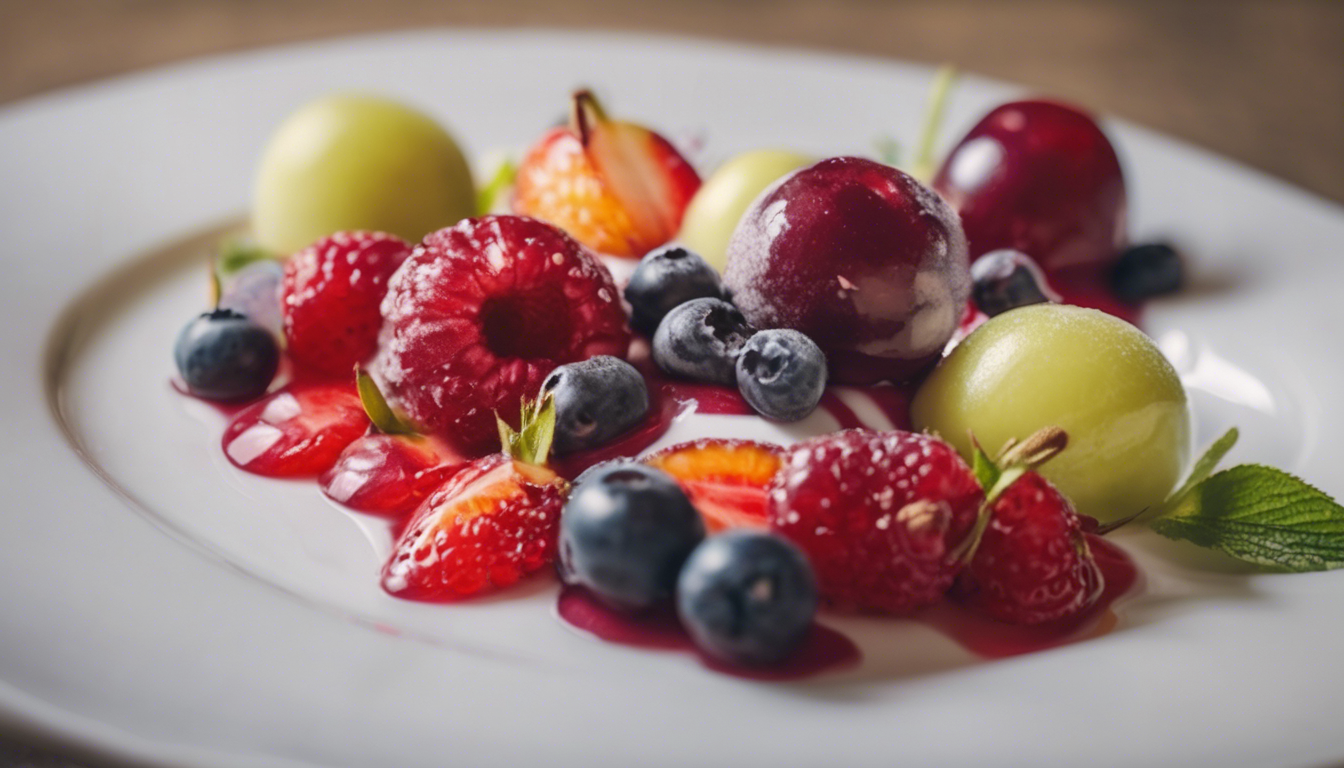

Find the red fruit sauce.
[
  {"left": 556, "top": 586, "right": 861, "bottom": 681},
  {"left": 556, "top": 535, "right": 1140, "bottom": 676},
  {"left": 916, "top": 535, "right": 1141, "bottom": 658}
]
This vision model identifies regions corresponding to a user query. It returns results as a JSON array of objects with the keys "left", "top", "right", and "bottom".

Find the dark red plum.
[
  {"left": 933, "top": 100, "right": 1126, "bottom": 276},
  {"left": 723, "top": 157, "right": 969, "bottom": 385}
]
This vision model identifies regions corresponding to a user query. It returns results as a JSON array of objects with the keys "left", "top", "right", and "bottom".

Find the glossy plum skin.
[
  {"left": 932, "top": 100, "right": 1127, "bottom": 276},
  {"left": 723, "top": 157, "right": 970, "bottom": 385}
]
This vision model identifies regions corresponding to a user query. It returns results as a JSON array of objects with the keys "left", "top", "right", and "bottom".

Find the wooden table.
[
  {"left": 2, "top": 0, "right": 1341, "bottom": 203},
  {"left": 0, "top": 1, "right": 1340, "bottom": 765}
]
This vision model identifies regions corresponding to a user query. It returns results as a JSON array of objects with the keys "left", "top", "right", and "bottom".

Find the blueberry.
[
  {"left": 218, "top": 258, "right": 284, "bottom": 338},
  {"left": 173, "top": 309, "right": 280, "bottom": 401},
  {"left": 559, "top": 463, "right": 706, "bottom": 610},
  {"left": 677, "top": 530, "right": 817, "bottom": 666},
  {"left": 652, "top": 297, "right": 755, "bottom": 384},
  {"left": 542, "top": 356, "right": 650, "bottom": 455},
  {"left": 970, "top": 249, "right": 1056, "bottom": 317},
  {"left": 624, "top": 245, "right": 726, "bottom": 336},
  {"left": 735, "top": 329, "right": 827, "bottom": 422},
  {"left": 1112, "top": 242, "right": 1183, "bottom": 303}
]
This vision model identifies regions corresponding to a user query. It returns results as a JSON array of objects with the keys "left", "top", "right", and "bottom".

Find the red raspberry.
[
  {"left": 768, "top": 430, "right": 983, "bottom": 614},
  {"left": 381, "top": 453, "right": 566, "bottom": 599},
  {"left": 281, "top": 231, "right": 412, "bottom": 376},
  {"left": 376, "top": 215, "right": 630, "bottom": 455},
  {"left": 954, "top": 471, "right": 1104, "bottom": 625}
]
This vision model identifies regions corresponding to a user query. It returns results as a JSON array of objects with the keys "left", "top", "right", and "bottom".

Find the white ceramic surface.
[{"left": 3, "top": 29, "right": 1344, "bottom": 768}]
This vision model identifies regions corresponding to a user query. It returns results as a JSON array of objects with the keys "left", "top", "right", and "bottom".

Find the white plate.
[{"left": 4, "top": 29, "right": 1344, "bottom": 768}]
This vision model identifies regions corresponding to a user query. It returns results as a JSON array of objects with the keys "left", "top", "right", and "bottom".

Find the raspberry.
[
  {"left": 768, "top": 430, "right": 983, "bottom": 613},
  {"left": 376, "top": 216, "right": 629, "bottom": 455},
  {"left": 954, "top": 471, "right": 1104, "bottom": 625},
  {"left": 381, "top": 454, "right": 566, "bottom": 599},
  {"left": 281, "top": 231, "right": 412, "bottom": 377}
]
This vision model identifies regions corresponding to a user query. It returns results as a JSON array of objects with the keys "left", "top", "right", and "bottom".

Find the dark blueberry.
[
  {"left": 1112, "top": 242, "right": 1183, "bottom": 303},
  {"left": 652, "top": 297, "right": 755, "bottom": 385},
  {"left": 173, "top": 309, "right": 279, "bottom": 401},
  {"left": 624, "top": 245, "right": 726, "bottom": 336},
  {"left": 676, "top": 530, "right": 818, "bottom": 666},
  {"left": 970, "top": 249, "right": 1056, "bottom": 317},
  {"left": 735, "top": 329, "right": 826, "bottom": 422},
  {"left": 559, "top": 463, "right": 706, "bottom": 611},
  {"left": 542, "top": 356, "right": 650, "bottom": 455}
]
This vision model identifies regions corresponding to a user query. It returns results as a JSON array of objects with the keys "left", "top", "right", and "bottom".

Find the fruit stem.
[
  {"left": 208, "top": 262, "right": 222, "bottom": 308},
  {"left": 496, "top": 392, "right": 557, "bottom": 467},
  {"left": 476, "top": 157, "right": 517, "bottom": 215},
  {"left": 953, "top": 426, "right": 1069, "bottom": 565},
  {"left": 911, "top": 65, "right": 958, "bottom": 183},
  {"left": 570, "top": 89, "right": 608, "bottom": 145}
]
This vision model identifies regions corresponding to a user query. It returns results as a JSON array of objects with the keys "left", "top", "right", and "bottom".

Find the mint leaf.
[
  {"left": 1166, "top": 427, "right": 1239, "bottom": 512},
  {"left": 1150, "top": 464, "right": 1344, "bottom": 572}
]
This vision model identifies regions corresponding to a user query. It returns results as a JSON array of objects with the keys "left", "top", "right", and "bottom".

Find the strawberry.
[
  {"left": 222, "top": 382, "right": 369, "bottom": 477},
  {"left": 281, "top": 231, "right": 412, "bottom": 376},
  {"left": 768, "top": 429, "right": 983, "bottom": 614},
  {"left": 375, "top": 215, "right": 630, "bottom": 455},
  {"left": 953, "top": 471, "right": 1104, "bottom": 625},
  {"left": 381, "top": 396, "right": 567, "bottom": 600},
  {"left": 643, "top": 439, "right": 783, "bottom": 532},
  {"left": 320, "top": 433, "right": 467, "bottom": 516},
  {"left": 513, "top": 90, "right": 701, "bottom": 258}
]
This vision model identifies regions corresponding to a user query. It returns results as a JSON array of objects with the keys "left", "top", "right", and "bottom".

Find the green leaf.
[
  {"left": 356, "top": 368, "right": 417, "bottom": 436},
  {"left": 970, "top": 437, "right": 1000, "bottom": 492},
  {"left": 496, "top": 393, "right": 556, "bottom": 466},
  {"left": 216, "top": 238, "right": 277, "bottom": 279},
  {"left": 1166, "top": 427, "right": 1239, "bottom": 512},
  {"left": 910, "top": 64, "right": 958, "bottom": 183},
  {"left": 475, "top": 157, "right": 517, "bottom": 215},
  {"left": 1150, "top": 464, "right": 1344, "bottom": 572}
]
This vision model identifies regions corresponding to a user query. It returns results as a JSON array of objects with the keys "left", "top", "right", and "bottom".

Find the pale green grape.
[
  {"left": 252, "top": 95, "right": 475, "bottom": 254},
  {"left": 678, "top": 149, "right": 812, "bottom": 272},
  {"left": 911, "top": 304, "right": 1190, "bottom": 523}
]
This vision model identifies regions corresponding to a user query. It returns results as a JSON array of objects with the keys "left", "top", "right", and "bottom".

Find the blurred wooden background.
[
  {"left": 1, "top": 0, "right": 1341, "bottom": 202},
  {"left": 0, "top": 1, "right": 1340, "bottom": 766}
]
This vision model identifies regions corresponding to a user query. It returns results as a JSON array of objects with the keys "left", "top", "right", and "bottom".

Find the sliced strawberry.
[
  {"left": 512, "top": 91, "right": 700, "bottom": 258},
  {"left": 381, "top": 453, "right": 566, "bottom": 599},
  {"left": 320, "top": 434, "right": 468, "bottom": 516},
  {"left": 512, "top": 129, "right": 641, "bottom": 257},
  {"left": 643, "top": 439, "right": 783, "bottom": 532},
  {"left": 281, "top": 231, "right": 412, "bottom": 377},
  {"left": 375, "top": 215, "right": 629, "bottom": 455},
  {"left": 222, "top": 383, "right": 368, "bottom": 477}
]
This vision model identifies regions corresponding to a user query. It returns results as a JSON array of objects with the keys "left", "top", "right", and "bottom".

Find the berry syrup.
[
  {"left": 557, "top": 536, "right": 1140, "bottom": 675},
  {"left": 556, "top": 586, "right": 861, "bottom": 681},
  {"left": 915, "top": 535, "right": 1141, "bottom": 658}
]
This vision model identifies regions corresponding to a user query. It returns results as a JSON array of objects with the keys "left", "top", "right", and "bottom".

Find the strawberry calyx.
[
  {"left": 496, "top": 392, "right": 559, "bottom": 468},
  {"left": 355, "top": 365, "right": 419, "bottom": 436},
  {"left": 952, "top": 426, "right": 1069, "bottom": 565}
]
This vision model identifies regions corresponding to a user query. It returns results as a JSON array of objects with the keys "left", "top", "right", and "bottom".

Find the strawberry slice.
[
  {"left": 512, "top": 91, "right": 700, "bottom": 258},
  {"left": 381, "top": 395, "right": 568, "bottom": 600},
  {"left": 643, "top": 439, "right": 783, "bottom": 532},
  {"left": 222, "top": 382, "right": 368, "bottom": 477},
  {"left": 320, "top": 434, "right": 467, "bottom": 516}
]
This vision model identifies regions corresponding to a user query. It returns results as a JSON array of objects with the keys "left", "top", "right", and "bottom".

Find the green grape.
[
  {"left": 252, "top": 95, "right": 475, "bottom": 255},
  {"left": 678, "top": 149, "right": 812, "bottom": 272},
  {"left": 911, "top": 304, "right": 1190, "bottom": 523}
]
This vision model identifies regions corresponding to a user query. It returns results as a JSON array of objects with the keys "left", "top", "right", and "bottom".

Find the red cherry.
[
  {"left": 723, "top": 157, "right": 970, "bottom": 385},
  {"left": 933, "top": 100, "right": 1127, "bottom": 277}
]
